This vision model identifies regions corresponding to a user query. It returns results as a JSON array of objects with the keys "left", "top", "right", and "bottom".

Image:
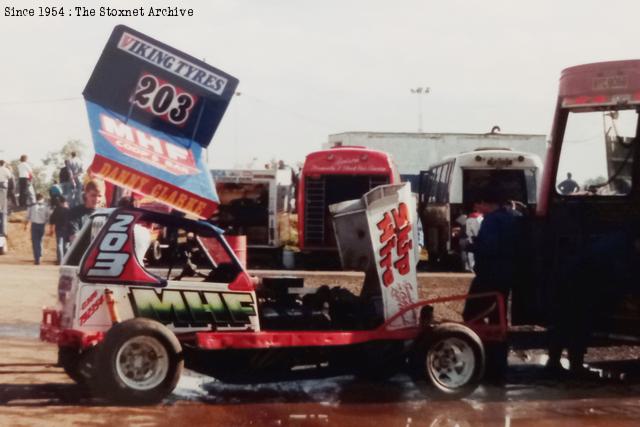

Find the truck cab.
[
  {"left": 512, "top": 60, "right": 640, "bottom": 339},
  {"left": 296, "top": 146, "right": 400, "bottom": 266}
]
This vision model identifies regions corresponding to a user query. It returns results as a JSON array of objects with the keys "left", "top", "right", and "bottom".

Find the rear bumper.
[{"left": 40, "top": 307, "right": 104, "bottom": 349}]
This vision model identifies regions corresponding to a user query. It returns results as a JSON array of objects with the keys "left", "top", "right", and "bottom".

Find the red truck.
[
  {"left": 296, "top": 146, "right": 400, "bottom": 266},
  {"left": 502, "top": 60, "right": 640, "bottom": 369}
]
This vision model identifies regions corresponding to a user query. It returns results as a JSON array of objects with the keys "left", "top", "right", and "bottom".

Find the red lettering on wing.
[{"left": 119, "top": 34, "right": 136, "bottom": 49}]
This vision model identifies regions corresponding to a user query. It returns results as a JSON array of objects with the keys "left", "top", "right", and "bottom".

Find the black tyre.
[
  {"left": 354, "top": 341, "right": 405, "bottom": 381},
  {"left": 58, "top": 346, "right": 95, "bottom": 386},
  {"left": 411, "top": 323, "right": 485, "bottom": 399},
  {"left": 93, "top": 318, "right": 183, "bottom": 405}
]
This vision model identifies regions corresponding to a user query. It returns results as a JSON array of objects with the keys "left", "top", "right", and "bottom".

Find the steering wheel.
[
  {"left": 173, "top": 250, "right": 208, "bottom": 281},
  {"left": 205, "top": 263, "right": 240, "bottom": 283}
]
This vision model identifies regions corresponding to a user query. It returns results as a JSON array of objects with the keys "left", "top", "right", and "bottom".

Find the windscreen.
[
  {"left": 556, "top": 108, "right": 638, "bottom": 196},
  {"left": 462, "top": 169, "right": 534, "bottom": 208}
]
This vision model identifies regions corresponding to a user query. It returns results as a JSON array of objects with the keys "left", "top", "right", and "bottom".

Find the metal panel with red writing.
[
  {"left": 330, "top": 183, "right": 420, "bottom": 329},
  {"left": 364, "top": 184, "right": 420, "bottom": 329}
]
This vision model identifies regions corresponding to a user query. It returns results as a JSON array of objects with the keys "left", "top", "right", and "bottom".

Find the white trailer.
[{"left": 211, "top": 168, "right": 293, "bottom": 267}]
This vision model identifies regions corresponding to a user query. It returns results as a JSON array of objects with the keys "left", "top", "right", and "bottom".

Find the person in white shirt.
[
  {"left": 0, "top": 160, "right": 11, "bottom": 237},
  {"left": 25, "top": 193, "right": 50, "bottom": 264},
  {"left": 17, "top": 155, "right": 33, "bottom": 208},
  {"left": 464, "top": 205, "right": 483, "bottom": 271},
  {"left": 0, "top": 160, "right": 11, "bottom": 186}
]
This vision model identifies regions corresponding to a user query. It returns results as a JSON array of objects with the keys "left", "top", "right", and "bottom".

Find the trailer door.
[{"left": 418, "top": 162, "right": 452, "bottom": 264}]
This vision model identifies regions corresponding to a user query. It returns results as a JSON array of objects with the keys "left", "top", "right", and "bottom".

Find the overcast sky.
[{"left": 1, "top": 0, "right": 639, "bottom": 183}]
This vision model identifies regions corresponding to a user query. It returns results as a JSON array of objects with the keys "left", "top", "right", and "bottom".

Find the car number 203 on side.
[{"left": 87, "top": 214, "right": 134, "bottom": 278}]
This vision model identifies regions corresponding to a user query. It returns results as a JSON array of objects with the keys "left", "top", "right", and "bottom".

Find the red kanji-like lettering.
[
  {"left": 376, "top": 212, "right": 395, "bottom": 243},
  {"left": 376, "top": 202, "right": 415, "bottom": 284}
]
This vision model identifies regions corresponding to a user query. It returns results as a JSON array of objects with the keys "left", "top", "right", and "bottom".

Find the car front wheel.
[{"left": 411, "top": 323, "right": 485, "bottom": 399}]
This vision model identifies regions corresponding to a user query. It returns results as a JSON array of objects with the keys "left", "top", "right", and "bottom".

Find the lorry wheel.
[
  {"left": 483, "top": 342, "right": 509, "bottom": 384},
  {"left": 411, "top": 323, "right": 485, "bottom": 399},
  {"left": 58, "top": 346, "right": 95, "bottom": 386},
  {"left": 93, "top": 318, "right": 183, "bottom": 405}
]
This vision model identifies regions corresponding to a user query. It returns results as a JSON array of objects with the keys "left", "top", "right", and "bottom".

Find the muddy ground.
[{"left": 3, "top": 262, "right": 640, "bottom": 426}]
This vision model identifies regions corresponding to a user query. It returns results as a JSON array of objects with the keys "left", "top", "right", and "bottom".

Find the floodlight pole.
[{"left": 410, "top": 87, "right": 430, "bottom": 133}]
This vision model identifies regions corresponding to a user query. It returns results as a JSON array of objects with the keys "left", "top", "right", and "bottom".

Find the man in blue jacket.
[{"left": 462, "top": 187, "right": 523, "bottom": 322}]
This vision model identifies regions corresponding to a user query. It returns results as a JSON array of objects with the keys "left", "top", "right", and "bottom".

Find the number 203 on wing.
[{"left": 132, "top": 73, "right": 198, "bottom": 126}]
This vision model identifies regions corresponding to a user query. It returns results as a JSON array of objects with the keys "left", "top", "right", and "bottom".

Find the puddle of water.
[
  {"left": 169, "top": 351, "right": 640, "bottom": 406},
  {"left": 173, "top": 371, "right": 211, "bottom": 400},
  {"left": 0, "top": 323, "right": 39, "bottom": 338},
  {"left": 172, "top": 371, "right": 428, "bottom": 405}
]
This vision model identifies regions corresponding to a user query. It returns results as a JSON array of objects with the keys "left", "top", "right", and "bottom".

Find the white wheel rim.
[
  {"left": 115, "top": 336, "right": 169, "bottom": 391},
  {"left": 426, "top": 336, "right": 475, "bottom": 389}
]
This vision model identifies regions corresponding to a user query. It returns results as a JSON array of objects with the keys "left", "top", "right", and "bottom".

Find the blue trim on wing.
[{"left": 85, "top": 100, "right": 218, "bottom": 203}]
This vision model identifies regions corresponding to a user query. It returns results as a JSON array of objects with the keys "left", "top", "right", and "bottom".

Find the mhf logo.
[{"left": 99, "top": 114, "right": 199, "bottom": 176}]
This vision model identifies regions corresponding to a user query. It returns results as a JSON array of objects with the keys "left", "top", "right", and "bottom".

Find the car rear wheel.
[
  {"left": 411, "top": 323, "right": 485, "bottom": 399},
  {"left": 93, "top": 318, "right": 183, "bottom": 405},
  {"left": 58, "top": 346, "right": 95, "bottom": 386}
]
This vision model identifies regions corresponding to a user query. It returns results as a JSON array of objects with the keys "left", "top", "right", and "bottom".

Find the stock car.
[{"left": 40, "top": 207, "right": 505, "bottom": 404}]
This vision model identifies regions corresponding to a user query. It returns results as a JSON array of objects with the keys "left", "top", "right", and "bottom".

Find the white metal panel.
[{"left": 327, "top": 132, "right": 548, "bottom": 176}]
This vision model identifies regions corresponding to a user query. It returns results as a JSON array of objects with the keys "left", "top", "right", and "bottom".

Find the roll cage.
[{"left": 77, "top": 207, "right": 253, "bottom": 291}]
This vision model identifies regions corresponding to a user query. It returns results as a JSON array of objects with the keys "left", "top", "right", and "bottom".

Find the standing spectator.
[
  {"left": 6, "top": 172, "right": 17, "bottom": 212},
  {"left": 546, "top": 230, "right": 635, "bottom": 376},
  {"left": 17, "top": 155, "right": 33, "bottom": 208},
  {"left": 0, "top": 160, "right": 12, "bottom": 237},
  {"left": 461, "top": 202, "right": 483, "bottom": 272},
  {"left": 59, "top": 161, "right": 76, "bottom": 207},
  {"left": 69, "top": 180, "right": 101, "bottom": 241},
  {"left": 49, "top": 179, "right": 63, "bottom": 207},
  {"left": 49, "top": 196, "right": 71, "bottom": 264},
  {"left": 67, "top": 152, "right": 83, "bottom": 206},
  {"left": 557, "top": 172, "right": 580, "bottom": 195},
  {"left": 462, "top": 188, "right": 523, "bottom": 322},
  {"left": 0, "top": 160, "right": 11, "bottom": 187},
  {"left": 24, "top": 193, "right": 50, "bottom": 264}
]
